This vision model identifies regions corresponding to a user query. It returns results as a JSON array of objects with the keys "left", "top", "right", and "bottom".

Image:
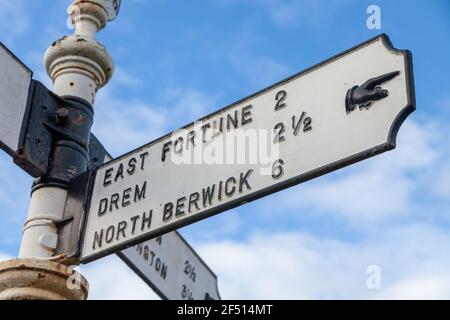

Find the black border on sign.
[
  {"left": 80, "top": 33, "right": 415, "bottom": 264},
  {"left": 0, "top": 42, "right": 34, "bottom": 157},
  {"left": 116, "top": 231, "right": 221, "bottom": 300}
]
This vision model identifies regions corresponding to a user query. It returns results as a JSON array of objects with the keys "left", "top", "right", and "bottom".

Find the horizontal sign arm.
[{"left": 80, "top": 34, "right": 415, "bottom": 263}]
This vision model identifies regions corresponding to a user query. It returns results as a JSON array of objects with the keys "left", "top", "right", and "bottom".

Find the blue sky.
[{"left": 1, "top": 0, "right": 450, "bottom": 299}]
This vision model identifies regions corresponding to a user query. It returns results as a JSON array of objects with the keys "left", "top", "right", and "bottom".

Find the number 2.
[
  {"left": 273, "top": 123, "right": 285, "bottom": 143},
  {"left": 275, "top": 90, "right": 287, "bottom": 111}
]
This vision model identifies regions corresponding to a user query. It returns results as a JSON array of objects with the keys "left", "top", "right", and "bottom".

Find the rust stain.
[{"left": 52, "top": 36, "right": 68, "bottom": 47}]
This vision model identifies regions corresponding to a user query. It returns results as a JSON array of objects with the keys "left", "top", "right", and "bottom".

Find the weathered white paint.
[
  {"left": 81, "top": 35, "right": 414, "bottom": 262},
  {"left": 20, "top": 0, "right": 117, "bottom": 260},
  {"left": 0, "top": 44, "right": 32, "bottom": 154},
  {"left": 119, "top": 232, "right": 220, "bottom": 300},
  {"left": 101, "top": 145, "right": 220, "bottom": 299}
]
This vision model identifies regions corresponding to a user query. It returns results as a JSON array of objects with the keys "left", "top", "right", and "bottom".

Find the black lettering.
[
  {"left": 161, "top": 263, "right": 168, "bottom": 279},
  {"left": 303, "top": 116, "right": 312, "bottom": 132},
  {"left": 273, "top": 122, "right": 285, "bottom": 143},
  {"left": 218, "top": 180, "right": 223, "bottom": 201},
  {"left": 114, "top": 163, "right": 124, "bottom": 182},
  {"left": 239, "top": 169, "right": 253, "bottom": 192},
  {"left": 187, "top": 130, "right": 196, "bottom": 149},
  {"left": 144, "top": 245, "right": 149, "bottom": 260},
  {"left": 149, "top": 250, "right": 155, "bottom": 265},
  {"left": 202, "top": 184, "right": 215, "bottom": 208},
  {"left": 161, "top": 142, "right": 172, "bottom": 162},
  {"left": 131, "top": 215, "right": 140, "bottom": 235},
  {"left": 122, "top": 187, "right": 132, "bottom": 207},
  {"left": 176, "top": 196, "right": 186, "bottom": 218},
  {"left": 98, "top": 198, "right": 108, "bottom": 216},
  {"left": 201, "top": 123, "right": 211, "bottom": 142},
  {"left": 174, "top": 136, "right": 184, "bottom": 154},
  {"left": 116, "top": 221, "right": 127, "bottom": 240},
  {"left": 127, "top": 158, "right": 137, "bottom": 175},
  {"left": 139, "top": 151, "right": 149, "bottom": 170},
  {"left": 136, "top": 243, "right": 143, "bottom": 255},
  {"left": 225, "top": 177, "right": 236, "bottom": 197},
  {"left": 188, "top": 192, "right": 200, "bottom": 213},
  {"left": 110, "top": 193, "right": 120, "bottom": 212},
  {"left": 163, "top": 202, "right": 173, "bottom": 222},
  {"left": 241, "top": 105, "right": 253, "bottom": 125},
  {"left": 275, "top": 89, "right": 287, "bottom": 111},
  {"left": 227, "top": 110, "right": 238, "bottom": 129},
  {"left": 212, "top": 118, "right": 223, "bottom": 137},
  {"left": 141, "top": 211, "right": 152, "bottom": 230},
  {"left": 93, "top": 229, "right": 103, "bottom": 250},
  {"left": 134, "top": 181, "right": 147, "bottom": 202},
  {"left": 103, "top": 168, "right": 113, "bottom": 187},
  {"left": 105, "top": 225, "right": 115, "bottom": 243}
]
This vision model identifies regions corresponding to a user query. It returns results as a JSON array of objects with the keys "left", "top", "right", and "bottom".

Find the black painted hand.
[{"left": 346, "top": 71, "right": 400, "bottom": 114}]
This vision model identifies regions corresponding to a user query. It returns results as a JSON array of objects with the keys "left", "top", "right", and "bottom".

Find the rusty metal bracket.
[
  {"left": 88, "top": 133, "right": 107, "bottom": 170},
  {"left": 14, "top": 80, "right": 94, "bottom": 182},
  {"left": 55, "top": 170, "right": 93, "bottom": 264},
  {"left": 13, "top": 81, "right": 54, "bottom": 177},
  {"left": 55, "top": 133, "right": 107, "bottom": 263}
]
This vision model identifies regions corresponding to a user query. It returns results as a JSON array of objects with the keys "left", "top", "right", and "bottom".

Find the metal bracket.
[
  {"left": 88, "top": 133, "right": 107, "bottom": 170},
  {"left": 14, "top": 81, "right": 94, "bottom": 181},
  {"left": 54, "top": 133, "right": 108, "bottom": 263},
  {"left": 55, "top": 170, "right": 92, "bottom": 264},
  {"left": 13, "top": 81, "right": 54, "bottom": 177}
]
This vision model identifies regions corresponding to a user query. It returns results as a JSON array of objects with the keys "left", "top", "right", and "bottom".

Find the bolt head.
[{"left": 56, "top": 107, "right": 70, "bottom": 125}]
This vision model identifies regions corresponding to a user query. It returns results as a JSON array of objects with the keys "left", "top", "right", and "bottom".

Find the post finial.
[{"left": 43, "top": 0, "right": 120, "bottom": 105}]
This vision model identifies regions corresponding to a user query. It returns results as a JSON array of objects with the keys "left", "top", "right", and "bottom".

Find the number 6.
[{"left": 272, "top": 159, "right": 285, "bottom": 179}]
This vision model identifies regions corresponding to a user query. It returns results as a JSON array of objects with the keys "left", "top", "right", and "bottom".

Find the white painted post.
[
  {"left": 0, "top": 0, "right": 120, "bottom": 300},
  {"left": 19, "top": 0, "right": 117, "bottom": 259}
]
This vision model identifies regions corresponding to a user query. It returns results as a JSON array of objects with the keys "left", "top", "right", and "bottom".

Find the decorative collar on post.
[{"left": 43, "top": 0, "right": 117, "bottom": 105}]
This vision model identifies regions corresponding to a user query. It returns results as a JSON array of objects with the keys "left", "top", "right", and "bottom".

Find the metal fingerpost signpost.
[
  {"left": 0, "top": 0, "right": 415, "bottom": 301},
  {"left": 77, "top": 35, "right": 414, "bottom": 263}
]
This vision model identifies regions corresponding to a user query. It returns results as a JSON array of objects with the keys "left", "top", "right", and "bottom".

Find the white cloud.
[
  {"left": 93, "top": 85, "right": 217, "bottom": 156},
  {"left": 113, "top": 67, "right": 142, "bottom": 88},
  {"left": 181, "top": 209, "right": 243, "bottom": 242},
  {"left": 257, "top": 119, "right": 440, "bottom": 223},
  {"left": 81, "top": 255, "right": 160, "bottom": 300},
  {"left": 0, "top": 252, "right": 12, "bottom": 263},
  {"left": 434, "top": 163, "right": 450, "bottom": 198},
  {"left": 378, "top": 275, "right": 450, "bottom": 300},
  {"left": 197, "top": 224, "right": 450, "bottom": 299},
  {"left": 93, "top": 90, "right": 167, "bottom": 156}
]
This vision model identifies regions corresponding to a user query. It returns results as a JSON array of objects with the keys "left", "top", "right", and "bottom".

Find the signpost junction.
[{"left": 0, "top": 0, "right": 415, "bottom": 300}]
